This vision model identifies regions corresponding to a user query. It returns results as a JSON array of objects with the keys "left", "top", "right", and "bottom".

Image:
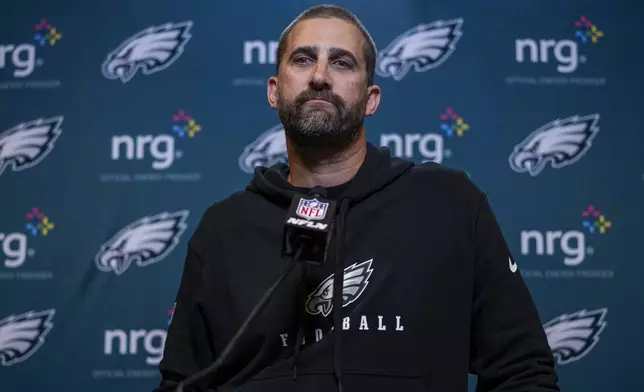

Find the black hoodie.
[{"left": 154, "top": 142, "right": 559, "bottom": 392}]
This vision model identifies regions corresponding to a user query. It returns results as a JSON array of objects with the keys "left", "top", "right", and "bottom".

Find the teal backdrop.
[{"left": 1, "top": 0, "right": 642, "bottom": 391}]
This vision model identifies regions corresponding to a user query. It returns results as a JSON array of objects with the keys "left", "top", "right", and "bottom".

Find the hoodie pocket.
[{"left": 238, "top": 370, "right": 427, "bottom": 391}]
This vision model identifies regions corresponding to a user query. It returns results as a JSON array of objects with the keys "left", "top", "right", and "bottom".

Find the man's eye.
[
  {"left": 294, "top": 56, "right": 312, "bottom": 64},
  {"left": 334, "top": 59, "right": 352, "bottom": 68}
]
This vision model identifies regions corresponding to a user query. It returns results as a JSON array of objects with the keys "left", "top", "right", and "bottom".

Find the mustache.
[{"left": 294, "top": 90, "right": 345, "bottom": 109}]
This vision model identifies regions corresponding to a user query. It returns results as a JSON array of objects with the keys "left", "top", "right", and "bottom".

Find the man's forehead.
[{"left": 286, "top": 18, "right": 365, "bottom": 58}]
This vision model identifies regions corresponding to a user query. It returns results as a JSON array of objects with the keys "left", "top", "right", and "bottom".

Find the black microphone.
[
  {"left": 175, "top": 190, "right": 335, "bottom": 392},
  {"left": 282, "top": 188, "right": 337, "bottom": 266}
]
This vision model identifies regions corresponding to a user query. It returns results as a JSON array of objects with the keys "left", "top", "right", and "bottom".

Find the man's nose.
[{"left": 310, "top": 60, "right": 332, "bottom": 89}]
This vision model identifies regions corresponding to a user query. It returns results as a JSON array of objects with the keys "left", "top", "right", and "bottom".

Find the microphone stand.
[{"left": 175, "top": 247, "right": 304, "bottom": 392}]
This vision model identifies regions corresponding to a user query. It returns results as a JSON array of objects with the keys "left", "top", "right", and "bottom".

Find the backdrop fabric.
[{"left": 1, "top": 1, "right": 642, "bottom": 391}]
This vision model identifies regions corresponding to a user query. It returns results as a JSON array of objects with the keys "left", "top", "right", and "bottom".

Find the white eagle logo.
[
  {"left": 543, "top": 308, "right": 607, "bottom": 365},
  {"left": 306, "top": 259, "right": 374, "bottom": 317},
  {"left": 238, "top": 124, "right": 287, "bottom": 174},
  {"left": 376, "top": 19, "right": 464, "bottom": 81},
  {"left": 101, "top": 21, "right": 193, "bottom": 83},
  {"left": 0, "top": 309, "right": 55, "bottom": 367},
  {"left": 0, "top": 116, "right": 63, "bottom": 177},
  {"left": 95, "top": 210, "right": 190, "bottom": 275},
  {"left": 509, "top": 114, "right": 600, "bottom": 176}
]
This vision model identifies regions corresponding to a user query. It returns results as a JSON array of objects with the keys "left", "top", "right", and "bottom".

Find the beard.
[{"left": 276, "top": 87, "right": 367, "bottom": 150}]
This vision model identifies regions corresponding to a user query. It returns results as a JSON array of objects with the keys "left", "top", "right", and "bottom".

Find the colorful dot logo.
[
  {"left": 33, "top": 19, "right": 62, "bottom": 47},
  {"left": 172, "top": 110, "right": 201, "bottom": 138},
  {"left": 574, "top": 16, "right": 603, "bottom": 44},
  {"left": 582, "top": 205, "right": 611, "bottom": 234},
  {"left": 440, "top": 107, "right": 470, "bottom": 137},
  {"left": 25, "top": 207, "right": 55, "bottom": 236}
]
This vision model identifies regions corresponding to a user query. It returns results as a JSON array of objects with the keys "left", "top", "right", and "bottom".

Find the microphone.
[
  {"left": 175, "top": 189, "right": 335, "bottom": 392},
  {"left": 282, "top": 188, "right": 336, "bottom": 266}
]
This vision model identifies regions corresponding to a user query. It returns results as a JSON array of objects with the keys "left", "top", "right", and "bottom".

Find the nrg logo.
[
  {"left": 0, "top": 231, "right": 33, "bottom": 268},
  {"left": 0, "top": 19, "right": 62, "bottom": 78},
  {"left": 380, "top": 133, "right": 446, "bottom": 163},
  {"left": 1, "top": 208, "right": 54, "bottom": 269},
  {"left": 102, "top": 306, "right": 173, "bottom": 366},
  {"left": 515, "top": 15, "right": 603, "bottom": 74},
  {"left": 110, "top": 109, "right": 201, "bottom": 170},
  {"left": 103, "top": 329, "right": 166, "bottom": 366},
  {"left": 380, "top": 107, "right": 470, "bottom": 164},
  {"left": 520, "top": 205, "right": 611, "bottom": 266},
  {"left": 243, "top": 40, "right": 278, "bottom": 64}
]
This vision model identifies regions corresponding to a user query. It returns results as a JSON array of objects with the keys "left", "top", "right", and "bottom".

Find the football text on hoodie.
[{"left": 154, "top": 143, "right": 560, "bottom": 392}]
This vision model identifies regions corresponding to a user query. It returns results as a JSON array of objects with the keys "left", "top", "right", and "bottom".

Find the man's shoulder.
[
  {"left": 188, "top": 190, "right": 259, "bottom": 251},
  {"left": 404, "top": 162, "right": 487, "bottom": 228},
  {"left": 407, "top": 161, "right": 480, "bottom": 196},
  {"left": 408, "top": 160, "right": 465, "bottom": 177},
  {"left": 199, "top": 190, "right": 255, "bottom": 223}
]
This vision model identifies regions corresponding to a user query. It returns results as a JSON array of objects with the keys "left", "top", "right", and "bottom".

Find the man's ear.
[
  {"left": 267, "top": 76, "right": 278, "bottom": 109},
  {"left": 364, "top": 84, "right": 381, "bottom": 117}
]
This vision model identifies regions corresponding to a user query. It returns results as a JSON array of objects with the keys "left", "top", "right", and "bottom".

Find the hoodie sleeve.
[
  {"left": 152, "top": 244, "right": 215, "bottom": 392},
  {"left": 468, "top": 193, "right": 560, "bottom": 391}
]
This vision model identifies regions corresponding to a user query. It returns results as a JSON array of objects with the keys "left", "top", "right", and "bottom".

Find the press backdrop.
[{"left": 1, "top": 0, "right": 642, "bottom": 391}]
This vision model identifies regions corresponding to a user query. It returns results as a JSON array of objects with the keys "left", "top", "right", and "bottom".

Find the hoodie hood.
[
  {"left": 246, "top": 141, "right": 413, "bottom": 205},
  {"left": 244, "top": 141, "right": 413, "bottom": 392}
]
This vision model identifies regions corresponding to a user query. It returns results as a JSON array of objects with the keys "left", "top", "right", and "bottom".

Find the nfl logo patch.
[{"left": 297, "top": 198, "right": 328, "bottom": 220}]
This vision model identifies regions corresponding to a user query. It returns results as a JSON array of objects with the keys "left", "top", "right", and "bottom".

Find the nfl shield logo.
[{"left": 297, "top": 198, "right": 328, "bottom": 220}]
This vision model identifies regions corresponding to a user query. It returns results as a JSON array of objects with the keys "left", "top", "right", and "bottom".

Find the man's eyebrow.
[
  {"left": 289, "top": 45, "right": 359, "bottom": 65},
  {"left": 289, "top": 45, "right": 317, "bottom": 59},
  {"left": 328, "top": 47, "right": 359, "bottom": 65}
]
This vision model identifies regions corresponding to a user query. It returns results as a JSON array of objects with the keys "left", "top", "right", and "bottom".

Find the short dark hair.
[{"left": 276, "top": 4, "right": 377, "bottom": 86}]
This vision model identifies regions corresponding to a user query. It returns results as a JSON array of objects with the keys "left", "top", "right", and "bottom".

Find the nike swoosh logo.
[{"left": 509, "top": 257, "right": 518, "bottom": 273}]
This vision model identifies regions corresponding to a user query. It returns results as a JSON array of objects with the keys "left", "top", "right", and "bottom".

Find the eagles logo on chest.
[{"left": 305, "top": 258, "right": 374, "bottom": 317}]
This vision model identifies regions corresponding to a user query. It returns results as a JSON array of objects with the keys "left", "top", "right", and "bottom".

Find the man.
[{"left": 155, "top": 4, "right": 560, "bottom": 392}]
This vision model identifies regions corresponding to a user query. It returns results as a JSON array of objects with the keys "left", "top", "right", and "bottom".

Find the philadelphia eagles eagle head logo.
[
  {"left": 543, "top": 307, "right": 607, "bottom": 365},
  {"left": 305, "top": 259, "right": 374, "bottom": 317},
  {"left": 509, "top": 114, "right": 600, "bottom": 176},
  {"left": 0, "top": 116, "right": 63, "bottom": 177},
  {"left": 376, "top": 19, "right": 463, "bottom": 81},
  {"left": 0, "top": 309, "right": 56, "bottom": 367},
  {"left": 101, "top": 21, "right": 193, "bottom": 83},
  {"left": 95, "top": 210, "right": 189, "bottom": 275},
  {"left": 238, "top": 124, "right": 287, "bottom": 174}
]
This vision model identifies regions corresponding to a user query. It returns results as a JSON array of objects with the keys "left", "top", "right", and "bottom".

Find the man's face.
[{"left": 268, "top": 18, "right": 380, "bottom": 149}]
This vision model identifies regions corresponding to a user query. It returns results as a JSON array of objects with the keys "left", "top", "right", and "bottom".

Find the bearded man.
[{"left": 155, "top": 4, "right": 559, "bottom": 392}]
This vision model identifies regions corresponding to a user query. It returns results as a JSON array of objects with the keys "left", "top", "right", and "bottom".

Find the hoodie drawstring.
[
  {"left": 290, "top": 198, "right": 349, "bottom": 392},
  {"left": 332, "top": 199, "right": 350, "bottom": 392},
  {"left": 292, "top": 263, "right": 308, "bottom": 380}
]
